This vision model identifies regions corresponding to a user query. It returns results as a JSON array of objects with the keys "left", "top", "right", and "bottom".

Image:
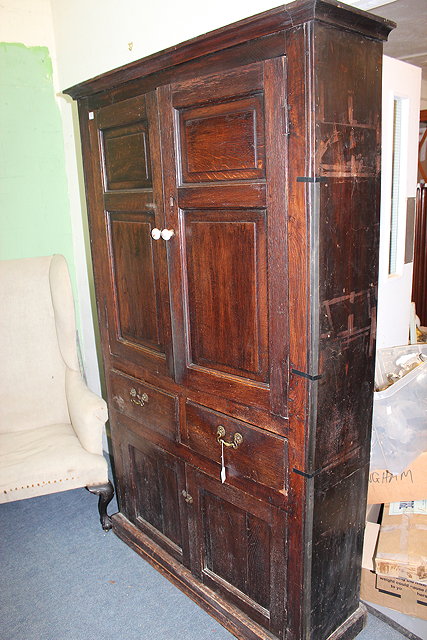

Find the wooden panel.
[
  {"left": 317, "top": 123, "right": 377, "bottom": 178},
  {"left": 178, "top": 95, "right": 265, "bottom": 183},
  {"left": 184, "top": 209, "right": 268, "bottom": 382},
  {"left": 178, "top": 183, "right": 266, "bottom": 210},
  {"left": 108, "top": 213, "right": 163, "bottom": 351},
  {"left": 316, "top": 30, "right": 380, "bottom": 128},
  {"left": 184, "top": 401, "right": 287, "bottom": 493},
  {"left": 102, "top": 122, "right": 152, "bottom": 190},
  {"left": 84, "top": 90, "right": 173, "bottom": 377},
  {"left": 97, "top": 93, "right": 147, "bottom": 128},
  {"left": 203, "top": 492, "right": 271, "bottom": 609},
  {"left": 307, "top": 23, "right": 383, "bottom": 640},
  {"left": 413, "top": 184, "right": 427, "bottom": 325},
  {"left": 310, "top": 460, "right": 368, "bottom": 640},
  {"left": 171, "top": 62, "right": 264, "bottom": 107},
  {"left": 104, "top": 190, "right": 156, "bottom": 212},
  {"left": 109, "top": 369, "right": 178, "bottom": 440},
  {"left": 129, "top": 439, "right": 187, "bottom": 562},
  {"left": 314, "top": 27, "right": 382, "bottom": 470},
  {"left": 158, "top": 56, "right": 289, "bottom": 416},
  {"left": 186, "top": 468, "right": 287, "bottom": 635},
  {"left": 315, "top": 178, "right": 379, "bottom": 467},
  {"left": 263, "top": 56, "right": 289, "bottom": 418}
]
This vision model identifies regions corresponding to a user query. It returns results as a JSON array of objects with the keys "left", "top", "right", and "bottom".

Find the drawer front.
[
  {"left": 185, "top": 401, "right": 287, "bottom": 493},
  {"left": 109, "top": 370, "right": 178, "bottom": 440}
]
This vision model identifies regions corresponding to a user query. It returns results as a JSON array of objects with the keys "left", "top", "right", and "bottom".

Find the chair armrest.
[{"left": 65, "top": 368, "right": 108, "bottom": 455}]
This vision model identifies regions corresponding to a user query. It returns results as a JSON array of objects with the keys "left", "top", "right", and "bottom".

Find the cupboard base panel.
[
  {"left": 112, "top": 513, "right": 277, "bottom": 640},
  {"left": 325, "top": 604, "right": 367, "bottom": 640},
  {"left": 112, "top": 513, "right": 367, "bottom": 640}
]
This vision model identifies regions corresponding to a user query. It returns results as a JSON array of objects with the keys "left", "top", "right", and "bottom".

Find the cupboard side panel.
[
  {"left": 309, "top": 24, "right": 383, "bottom": 640},
  {"left": 310, "top": 461, "right": 369, "bottom": 640},
  {"left": 314, "top": 25, "right": 382, "bottom": 471}
]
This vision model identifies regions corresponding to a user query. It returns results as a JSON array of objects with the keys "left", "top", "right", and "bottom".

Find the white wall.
[
  {"left": 376, "top": 57, "right": 421, "bottom": 349},
  {"left": 0, "top": 0, "right": 55, "bottom": 51},
  {"left": 51, "top": 0, "right": 283, "bottom": 90}
]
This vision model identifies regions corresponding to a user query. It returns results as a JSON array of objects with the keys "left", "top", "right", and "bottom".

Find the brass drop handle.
[
  {"left": 129, "top": 388, "right": 148, "bottom": 407},
  {"left": 216, "top": 425, "right": 243, "bottom": 449}
]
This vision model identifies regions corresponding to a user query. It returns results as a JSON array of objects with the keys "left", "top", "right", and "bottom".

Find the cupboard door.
[
  {"left": 88, "top": 93, "right": 174, "bottom": 376},
  {"left": 122, "top": 432, "right": 190, "bottom": 566},
  {"left": 158, "top": 58, "right": 289, "bottom": 418},
  {"left": 186, "top": 468, "right": 287, "bottom": 637}
]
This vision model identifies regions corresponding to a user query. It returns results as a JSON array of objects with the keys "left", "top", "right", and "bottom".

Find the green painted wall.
[{"left": 0, "top": 43, "right": 74, "bottom": 278}]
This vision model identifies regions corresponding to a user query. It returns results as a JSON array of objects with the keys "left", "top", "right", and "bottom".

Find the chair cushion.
[{"left": 0, "top": 423, "right": 108, "bottom": 503}]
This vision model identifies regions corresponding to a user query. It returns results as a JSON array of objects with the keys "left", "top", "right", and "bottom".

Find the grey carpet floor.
[{"left": 0, "top": 479, "right": 411, "bottom": 640}]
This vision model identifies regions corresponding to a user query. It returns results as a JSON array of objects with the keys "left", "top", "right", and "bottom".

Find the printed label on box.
[{"left": 389, "top": 500, "right": 427, "bottom": 516}]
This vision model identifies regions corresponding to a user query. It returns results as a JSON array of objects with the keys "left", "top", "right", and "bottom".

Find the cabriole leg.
[{"left": 87, "top": 481, "right": 114, "bottom": 531}]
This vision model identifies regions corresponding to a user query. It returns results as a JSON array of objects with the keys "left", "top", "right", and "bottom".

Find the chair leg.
[{"left": 87, "top": 481, "right": 114, "bottom": 531}]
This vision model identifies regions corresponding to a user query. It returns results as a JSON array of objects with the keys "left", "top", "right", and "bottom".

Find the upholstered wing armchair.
[{"left": 0, "top": 255, "right": 114, "bottom": 530}]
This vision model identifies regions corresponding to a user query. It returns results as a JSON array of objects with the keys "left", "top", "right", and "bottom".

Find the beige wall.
[
  {"left": 0, "top": 0, "right": 56, "bottom": 51},
  {"left": 51, "top": 0, "right": 280, "bottom": 90}
]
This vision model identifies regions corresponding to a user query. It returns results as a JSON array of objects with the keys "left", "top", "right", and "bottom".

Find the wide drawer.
[
  {"left": 109, "top": 370, "right": 178, "bottom": 440},
  {"left": 185, "top": 401, "right": 287, "bottom": 493}
]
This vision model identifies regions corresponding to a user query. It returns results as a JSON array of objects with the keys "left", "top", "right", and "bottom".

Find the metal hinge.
[{"left": 284, "top": 106, "right": 290, "bottom": 136}]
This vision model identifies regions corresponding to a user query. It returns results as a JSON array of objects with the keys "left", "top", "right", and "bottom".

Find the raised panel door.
[
  {"left": 158, "top": 58, "right": 289, "bottom": 421},
  {"left": 88, "top": 93, "right": 174, "bottom": 376},
  {"left": 186, "top": 467, "right": 287, "bottom": 637},
  {"left": 123, "top": 433, "right": 190, "bottom": 566}
]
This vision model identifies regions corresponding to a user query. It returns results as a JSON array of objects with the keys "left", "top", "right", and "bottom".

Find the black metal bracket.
[
  {"left": 291, "top": 368, "right": 322, "bottom": 381},
  {"left": 292, "top": 467, "right": 322, "bottom": 479},
  {"left": 296, "top": 176, "right": 328, "bottom": 183}
]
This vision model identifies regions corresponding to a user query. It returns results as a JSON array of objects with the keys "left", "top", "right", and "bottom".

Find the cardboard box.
[
  {"left": 360, "top": 569, "right": 427, "bottom": 621},
  {"left": 367, "top": 452, "right": 427, "bottom": 504},
  {"left": 362, "top": 518, "right": 381, "bottom": 572},
  {"left": 375, "top": 501, "right": 427, "bottom": 583},
  {"left": 361, "top": 502, "right": 427, "bottom": 620}
]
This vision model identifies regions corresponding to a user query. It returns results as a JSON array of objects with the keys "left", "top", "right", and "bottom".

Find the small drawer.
[
  {"left": 185, "top": 401, "right": 287, "bottom": 493},
  {"left": 109, "top": 370, "right": 178, "bottom": 440}
]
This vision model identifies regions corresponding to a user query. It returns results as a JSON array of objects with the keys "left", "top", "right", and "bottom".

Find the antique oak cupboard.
[{"left": 65, "top": 2, "right": 394, "bottom": 638}]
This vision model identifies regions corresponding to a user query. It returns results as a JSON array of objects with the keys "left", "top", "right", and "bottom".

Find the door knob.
[
  {"left": 161, "top": 228, "right": 175, "bottom": 241},
  {"left": 181, "top": 489, "right": 193, "bottom": 504},
  {"left": 151, "top": 228, "right": 161, "bottom": 240}
]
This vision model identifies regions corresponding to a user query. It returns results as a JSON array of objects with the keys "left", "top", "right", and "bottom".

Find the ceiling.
[{"left": 349, "top": 0, "right": 427, "bottom": 82}]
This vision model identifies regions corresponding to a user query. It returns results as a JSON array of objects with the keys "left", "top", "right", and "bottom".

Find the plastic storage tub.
[{"left": 371, "top": 345, "right": 427, "bottom": 474}]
